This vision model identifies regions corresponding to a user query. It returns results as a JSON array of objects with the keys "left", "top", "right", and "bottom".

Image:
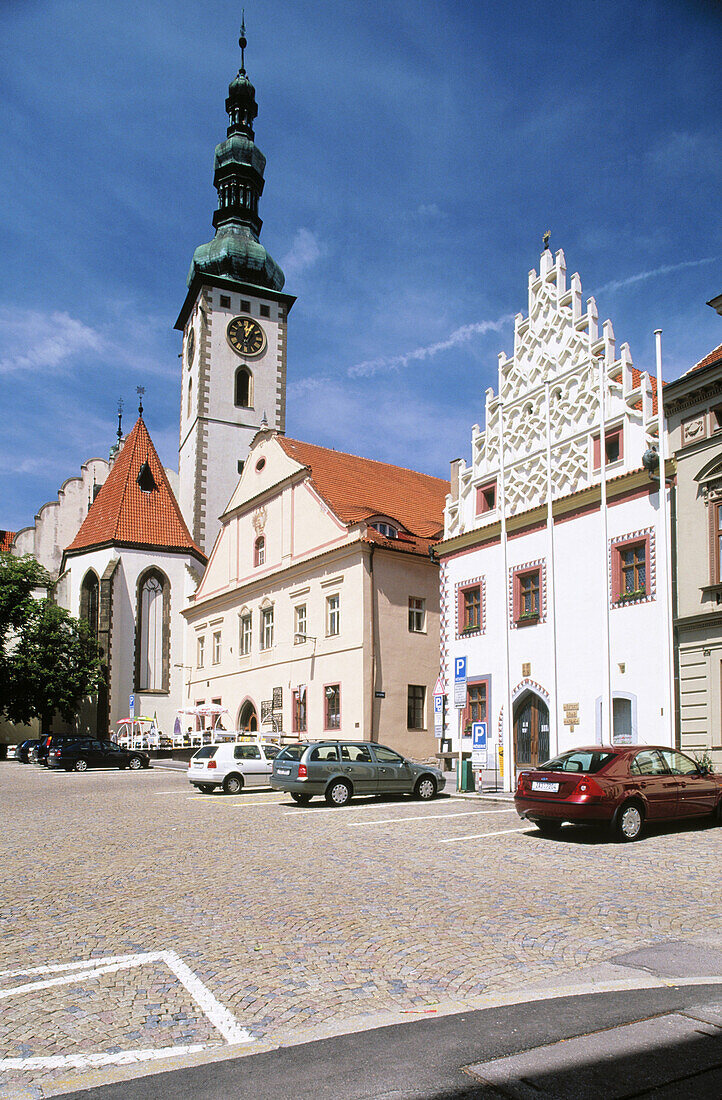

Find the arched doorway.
[
  {"left": 513, "top": 691, "right": 550, "bottom": 768},
  {"left": 237, "top": 700, "right": 258, "bottom": 733}
]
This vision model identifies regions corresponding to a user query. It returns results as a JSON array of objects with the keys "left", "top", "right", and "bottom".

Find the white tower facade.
[{"left": 175, "top": 21, "right": 295, "bottom": 554}]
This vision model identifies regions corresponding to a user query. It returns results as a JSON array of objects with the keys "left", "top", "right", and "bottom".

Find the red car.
[{"left": 515, "top": 745, "right": 722, "bottom": 841}]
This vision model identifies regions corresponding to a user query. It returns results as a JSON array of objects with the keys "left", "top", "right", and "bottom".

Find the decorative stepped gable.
[
  {"left": 445, "top": 247, "right": 659, "bottom": 539},
  {"left": 276, "top": 437, "right": 449, "bottom": 542},
  {"left": 186, "top": 19, "right": 284, "bottom": 293},
  {"left": 64, "top": 418, "right": 205, "bottom": 562}
]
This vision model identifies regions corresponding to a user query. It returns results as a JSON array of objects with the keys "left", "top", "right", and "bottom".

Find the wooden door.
[{"left": 514, "top": 695, "right": 550, "bottom": 768}]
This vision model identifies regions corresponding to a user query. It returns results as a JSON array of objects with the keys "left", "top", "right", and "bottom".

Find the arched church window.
[
  {"left": 136, "top": 569, "right": 169, "bottom": 692},
  {"left": 187, "top": 376, "right": 193, "bottom": 418},
  {"left": 254, "top": 536, "right": 265, "bottom": 567},
  {"left": 80, "top": 570, "right": 99, "bottom": 642},
  {"left": 235, "top": 367, "right": 252, "bottom": 409}
]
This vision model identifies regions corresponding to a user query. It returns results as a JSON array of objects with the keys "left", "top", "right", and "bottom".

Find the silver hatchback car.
[{"left": 271, "top": 740, "right": 445, "bottom": 806}]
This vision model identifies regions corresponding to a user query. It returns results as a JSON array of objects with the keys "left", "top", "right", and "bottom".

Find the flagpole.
[
  {"left": 598, "top": 353, "right": 613, "bottom": 745},
  {"left": 498, "top": 401, "right": 514, "bottom": 792},
  {"left": 544, "top": 380, "right": 560, "bottom": 757},
  {"left": 654, "top": 330, "right": 675, "bottom": 745}
]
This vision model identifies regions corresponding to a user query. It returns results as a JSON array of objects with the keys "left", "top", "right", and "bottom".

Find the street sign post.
[
  {"left": 129, "top": 694, "right": 135, "bottom": 719},
  {"left": 433, "top": 693, "right": 444, "bottom": 739},
  {"left": 453, "top": 657, "right": 467, "bottom": 708},
  {"left": 471, "top": 721, "right": 487, "bottom": 766}
]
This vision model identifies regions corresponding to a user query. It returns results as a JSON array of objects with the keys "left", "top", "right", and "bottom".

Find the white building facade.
[
  {"left": 436, "top": 247, "right": 674, "bottom": 790},
  {"left": 182, "top": 430, "right": 447, "bottom": 760}
]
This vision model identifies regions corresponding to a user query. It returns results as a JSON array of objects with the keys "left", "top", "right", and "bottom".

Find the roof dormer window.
[{"left": 371, "top": 521, "right": 398, "bottom": 539}]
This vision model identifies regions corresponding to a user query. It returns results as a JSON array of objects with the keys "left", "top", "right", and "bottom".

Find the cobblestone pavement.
[{"left": 1, "top": 762, "right": 720, "bottom": 1097}]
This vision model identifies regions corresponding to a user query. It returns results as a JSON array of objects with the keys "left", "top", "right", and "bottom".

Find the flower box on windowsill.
[
  {"left": 461, "top": 625, "right": 480, "bottom": 635},
  {"left": 618, "top": 590, "right": 646, "bottom": 605},
  {"left": 516, "top": 611, "right": 540, "bottom": 626}
]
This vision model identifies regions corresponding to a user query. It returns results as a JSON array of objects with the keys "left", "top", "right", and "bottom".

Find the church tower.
[{"left": 175, "top": 20, "right": 296, "bottom": 554}]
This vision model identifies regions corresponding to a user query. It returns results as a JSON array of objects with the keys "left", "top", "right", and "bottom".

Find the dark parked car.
[
  {"left": 272, "top": 740, "right": 445, "bottom": 806},
  {"left": 16, "top": 739, "right": 42, "bottom": 764},
  {"left": 47, "top": 739, "right": 150, "bottom": 772},
  {"left": 515, "top": 745, "right": 722, "bottom": 841}
]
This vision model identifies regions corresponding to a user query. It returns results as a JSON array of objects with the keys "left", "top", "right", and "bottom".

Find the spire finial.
[
  {"left": 136, "top": 385, "right": 145, "bottom": 417},
  {"left": 543, "top": 229, "right": 551, "bottom": 251},
  {"left": 117, "top": 398, "right": 124, "bottom": 444},
  {"left": 239, "top": 11, "right": 247, "bottom": 75}
]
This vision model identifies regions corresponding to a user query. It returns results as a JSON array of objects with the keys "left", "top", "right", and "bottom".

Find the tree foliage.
[{"left": 0, "top": 552, "right": 101, "bottom": 733}]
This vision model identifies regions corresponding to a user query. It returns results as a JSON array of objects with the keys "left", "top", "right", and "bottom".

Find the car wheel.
[
  {"left": 223, "top": 774, "right": 243, "bottom": 795},
  {"left": 414, "top": 776, "right": 437, "bottom": 801},
  {"left": 325, "top": 779, "right": 351, "bottom": 806},
  {"left": 291, "top": 792, "right": 311, "bottom": 805},
  {"left": 127, "top": 756, "right": 143, "bottom": 771},
  {"left": 536, "top": 820, "right": 563, "bottom": 836},
  {"left": 614, "top": 801, "right": 644, "bottom": 842},
  {"left": 74, "top": 758, "right": 88, "bottom": 773},
  {"left": 198, "top": 784, "right": 215, "bottom": 794}
]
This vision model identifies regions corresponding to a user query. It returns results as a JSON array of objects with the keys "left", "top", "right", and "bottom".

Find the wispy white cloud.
[
  {"left": 0, "top": 308, "right": 103, "bottom": 375},
  {"left": 280, "top": 228, "right": 322, "bottom": 281},
  {"left": 597, "top": 256, "right": 718, "bottom": 296},
  {"left": 347, "top": 313, "right": 515, "bottom": 377}
]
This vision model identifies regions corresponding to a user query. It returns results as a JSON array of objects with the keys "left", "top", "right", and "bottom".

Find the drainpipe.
[{"left": 368, "top": 543, "right": 377, "bottom": 741}]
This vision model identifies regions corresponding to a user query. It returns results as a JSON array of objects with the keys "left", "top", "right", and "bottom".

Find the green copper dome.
[
  {"left": 186, "top": 21, "right": 284, "bottom": 292},
  {"left": 188, "top": 223, "right": 284, "bottom": 290}
]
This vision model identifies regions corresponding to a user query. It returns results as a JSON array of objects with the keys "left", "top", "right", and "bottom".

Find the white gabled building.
[{"left": 436, "top": 247, "right": 673, "bottom": 790}]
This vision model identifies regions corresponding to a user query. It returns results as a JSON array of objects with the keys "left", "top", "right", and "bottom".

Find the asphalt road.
[{"left": 55, "top": 982, "right": 722, "bottom": 1099}]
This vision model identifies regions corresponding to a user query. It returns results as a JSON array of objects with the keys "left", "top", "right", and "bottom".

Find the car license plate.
[
  {"left": 531, "top": 780, "right": 559, "bottom": 792},
  {"left": 192, "top": 761, "right": 204, "bottom": 768},
  {"left": 276, "top": 767, "right": 290, "bottom": 776}
]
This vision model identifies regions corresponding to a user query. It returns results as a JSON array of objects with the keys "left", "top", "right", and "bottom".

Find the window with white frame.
[
  {"left": 326, "top": 594, "right": 340, "bottom": 637},
  {"left": 196, "top": 635, "right": 205, "bottom": 668},
  {"left": 408, "top": 596, "right": 425, "bottom": 633},
  {"left": 260, "top": 606, "right": 274, "bottom": 650},
  {"left": 212, "top": 630, "right": 222, "bottom": 665},
  {"left": 294, "top": 604, "right": 307, "bottom": 643},
  {"left": 325, "top": 684, "right": 341, "bottom": 730},
  {"left": 239, "top": 612, "right": 252, "bottom": 656}
]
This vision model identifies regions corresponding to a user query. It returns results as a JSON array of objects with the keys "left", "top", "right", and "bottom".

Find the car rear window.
[
  {"left": 277, "top": 744, "right": 305, "bottom": 762},
  {"left": 310, "top": 744, "right": 339, "bottom": 762},
  {"left": 194, "top": 746, "right": 218, "bottom": 759},
  {"left": 538, "top": 751, "right": 617, "bottom": 774}
]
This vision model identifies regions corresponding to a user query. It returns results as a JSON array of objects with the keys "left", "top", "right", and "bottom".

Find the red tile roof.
[
  {"left": 65, "top": 418, "right": 205, "bottom": 560},
  {"left": 277, "top": 437, "right": 449, "bottom": 539},
  {"left": 0, "top": 530, "right": 16, "bottom": 552},
  {"left": 685, "top": 342, "right": 722, "bottom": 376}
]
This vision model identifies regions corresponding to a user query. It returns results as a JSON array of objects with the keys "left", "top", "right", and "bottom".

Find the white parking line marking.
[
  {"left": 348, "top": 809, "right": 518, "bottom": 827},
  {"left": 0, "top": 1044, "right": 206, "bottom": 1071},
  {"left": 439, "top": 827, "right": 529, "bottom": 843},
  {"left": 189, "top": 797, "right": 285, "bottom": 805},
  {"left": 0, "top": 949, "right": 251, "bottom": 1070}
]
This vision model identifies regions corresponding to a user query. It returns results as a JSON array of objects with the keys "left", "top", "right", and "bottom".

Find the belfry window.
[{"left": 235, "top": 367, "right": 252, "bottom": 409}]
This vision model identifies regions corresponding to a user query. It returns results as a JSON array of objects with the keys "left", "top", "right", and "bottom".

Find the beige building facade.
[
  {"left": 182, "top": 430, "right": 448, "bottom": 760},
  {"left": 666, "top": 339, "right": 722, "bottom": 768}
]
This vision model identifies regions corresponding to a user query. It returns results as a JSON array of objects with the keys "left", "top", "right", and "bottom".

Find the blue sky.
[{"left": 1, "top": 0, "right": 721, "bottom": 532}]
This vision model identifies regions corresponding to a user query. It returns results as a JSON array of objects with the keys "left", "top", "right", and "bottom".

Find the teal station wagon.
[{"left": 271, "top": 740, "right": 445, "bottom": 805}]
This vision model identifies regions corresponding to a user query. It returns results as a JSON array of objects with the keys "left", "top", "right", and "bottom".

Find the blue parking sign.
[
  {"left": 472, "top": 722, "right": 487, "bottom": 750},
  {"left": 454, "top": 656, "right": 467, "bottom": 682}
]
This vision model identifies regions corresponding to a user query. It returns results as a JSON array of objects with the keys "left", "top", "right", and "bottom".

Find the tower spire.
[
  {"left": 239, "top": 11, "right": 246, "bottom": 75},
  {"left": 185, "top": 21, "right": 284, "bottom": 292}
]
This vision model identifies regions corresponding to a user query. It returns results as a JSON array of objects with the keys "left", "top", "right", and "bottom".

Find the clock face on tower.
[{"left": 227, "top": 316, "right": 267, "bottom": 358}]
